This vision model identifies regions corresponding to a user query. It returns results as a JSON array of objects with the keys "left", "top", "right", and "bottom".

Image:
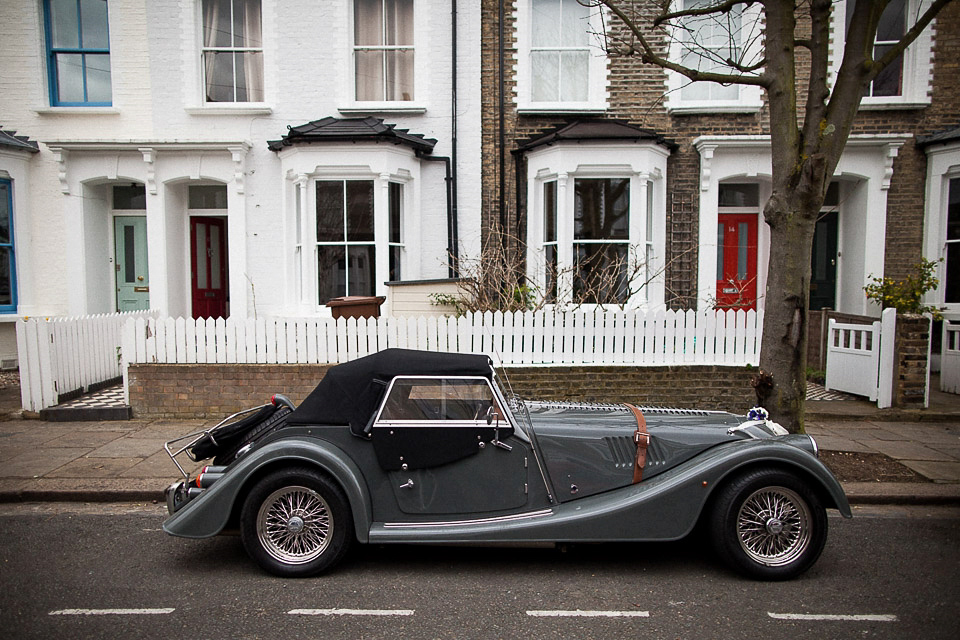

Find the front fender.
[
  {"left": 710, "top": 438, "right": 852, "bottom": 518},
  {"left": 162, "top": 437, "right": 372, "bottom": 542}
]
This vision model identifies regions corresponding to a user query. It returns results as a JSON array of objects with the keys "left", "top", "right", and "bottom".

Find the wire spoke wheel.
[
  {"left": 736, "top": 485, "right": 811, "bottom": 566},
  {"left": 242, "top": 468, "right": 352, "bottom": 577},
  {"left": 257, "top": 485, "right": 333, "bottom": 565},
  {"left": 710, "top": 468, "right": 827, "bottom": 580}
]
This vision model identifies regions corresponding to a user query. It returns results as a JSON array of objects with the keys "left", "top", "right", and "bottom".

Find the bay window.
[
  {"left": 202, "top": 0, "right": 263, "bottom": 103},
  {"left": 573, "top": 178, "right": 630, "bottom": 303},
  {"left": 313, "top": 178, "right": 404, "bottom": 304},
  {"left": 316, "top": 180, "right": 376, "bottom": 303},
  {"left": 531, "top": 167, "right": 665, "bottom": 308},
  {"left": 388, "top": 182, "right": 404, "bottom": 281},
  {"left": 0, "top": 179, "right": 15, "bottom": 313},
  {"left": 946, "top": 178, "right": 960, "bottom": 304}
]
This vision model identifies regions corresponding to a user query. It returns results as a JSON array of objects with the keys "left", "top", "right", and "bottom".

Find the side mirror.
[{"left": 486, "top": 404, "right": 495, "bottom": 425}]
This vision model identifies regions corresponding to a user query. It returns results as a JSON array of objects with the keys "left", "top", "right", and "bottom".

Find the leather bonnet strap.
[{"left": 624, "top": 403, "right": 649, "bottom": 484}]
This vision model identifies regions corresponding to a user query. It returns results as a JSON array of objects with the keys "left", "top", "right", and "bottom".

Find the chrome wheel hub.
[
  {"left": 257, "top": 485, "right": 332, "bottom": 565},
  {"left": 736, "top": 486, "right": 811, "bottom": 567},
  {"left": 286, "top": 516, "right": 305, "bottom": 534},
  {"left": 765, "top": 518, "right": 784, "bottom": 535}
]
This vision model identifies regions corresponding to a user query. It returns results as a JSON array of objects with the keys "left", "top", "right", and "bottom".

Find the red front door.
[
  {"left": 191, "top": 216, "right": 229, "bottom": 319},
  {"left": 716, "top": 213, "right": 758, "bottom": 310}
]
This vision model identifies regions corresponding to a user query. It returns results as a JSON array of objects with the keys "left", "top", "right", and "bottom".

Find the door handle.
[{"left": 399, "top": 479, "right": 415, "bottom": 489}]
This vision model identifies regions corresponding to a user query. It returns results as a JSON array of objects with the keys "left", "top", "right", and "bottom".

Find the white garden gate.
[{"left": 825, "top": 308, "right": 896, "bottom": 408}]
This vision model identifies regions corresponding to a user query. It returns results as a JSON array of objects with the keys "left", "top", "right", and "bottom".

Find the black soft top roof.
[{"left": 287, "top": 349, "right": 494, "bottom": 435}]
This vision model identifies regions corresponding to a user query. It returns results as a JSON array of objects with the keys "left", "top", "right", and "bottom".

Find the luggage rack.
[{"left": 163, "top": 394, "right": 296, "bottom": 480}]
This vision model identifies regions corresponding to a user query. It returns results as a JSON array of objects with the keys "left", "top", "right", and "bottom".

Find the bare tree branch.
[
  {"left": 597, "top": 0, "right": 771, "bottom": 88},
  {"left": 868, "top": 0, "right": 953, "bottom": 83}
]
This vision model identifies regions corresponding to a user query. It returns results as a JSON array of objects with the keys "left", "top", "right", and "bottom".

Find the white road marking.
[
  {"left": 49, "top": 609, "right": 175, "bottom": 616},
  {"left": 526, "top": 610, "right": 650, "bottom": 618},
  {"left": 288, "top": 609, "right": 415, "bottom": 617},
  {"left": 768, "top": 613, "right": 898, "bottom": 622}
]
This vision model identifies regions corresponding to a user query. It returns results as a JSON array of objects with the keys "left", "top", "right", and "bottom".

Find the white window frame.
[
  {"left": 831, "top": 0, "right": 935, "bottom": 110},
  {"left": 287, "top": 166, "right": 415, "bottom": 314},
  {"left": 922, "top": 139, "right": 960, "bottom": 318},
  {"left": 0, "top": 176, "right": 17, "bottom": 314},
  {"left": 199, "top": 0, "right": 265, "bottom": 104},
  {"left": 343, "top": 0, "right": 426, "bottom": 114},
  {"left": 387, "top": 181, "right": 405, "bottom": 282},
  {"left": 525, "top": 143, "right": 668, "bottom": 308},
  {"left": 515, "top": 0, "right": 609, "bottom": 114},
  {"left": 184, "top": 0, "right": 271, "bottom": 114},
  {"left": 664, "top": 0, "right": 764, "bottom": 114}
]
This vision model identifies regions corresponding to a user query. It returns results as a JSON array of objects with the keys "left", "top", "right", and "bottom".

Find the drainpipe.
[
  {"left": 416, "top": 150, "right": 455, "bottom": 276},
  {"left": 450, "top": 0, "right": 459, "bottom": 277},
  {"left": 498, "top": 0, "right": 507, "bottom": 241}
]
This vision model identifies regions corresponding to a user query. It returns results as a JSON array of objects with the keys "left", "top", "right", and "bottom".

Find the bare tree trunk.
[{"left": 758, "top": 198, "right": 818, "bottom": 433}]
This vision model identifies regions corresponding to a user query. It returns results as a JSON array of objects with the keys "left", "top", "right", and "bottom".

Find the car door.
[{"left": 371, "top": 377, "right": 530, "bottom": 516}]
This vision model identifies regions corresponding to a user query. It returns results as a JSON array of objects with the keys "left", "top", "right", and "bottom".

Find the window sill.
[
  {"left": 666, "top": 103, "right": 763, "bottom": 115},
  {"left": 857, "top": 100, "right": 930, "bottom": 112},
  {"left": 185, "top": 105, "right": 273, "bottom": 116},
  {"left": 35, "top": 107, "right": 120, "bottom": 116},
  {"left": 338, "top": 104, "right": 427, "bottom": 116},
  {"left": 517, "top": 104, "right": 607, "bottom": 116}
]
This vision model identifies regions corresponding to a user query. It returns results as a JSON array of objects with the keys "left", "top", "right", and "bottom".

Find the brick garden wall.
[
  {"left": 128, "top": 363, "right": 758, "bottom": 419},
  {"left": 893, "top": 315, "right": 933, "bottom": 408},
  {"left": 127, "top": 364, "right": 336, "bottom": 419},
  {"left": 500, "top": 365, "right": 757, "bottom": 410}
]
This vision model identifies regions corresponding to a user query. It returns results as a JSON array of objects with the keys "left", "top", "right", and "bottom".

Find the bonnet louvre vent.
[{"left": 605, "top": 436, "right": 634, "bottom": 468}]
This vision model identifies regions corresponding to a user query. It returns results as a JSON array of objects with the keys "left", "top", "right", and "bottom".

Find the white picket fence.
[
  {"left": 120, "top": 309, "right": 764, "bottom": 369},
  {"left": 16, "top": 311, "right": 157, "bottom": 412},
  {"left": 15, "top": 308, "right": 763, "bottom": 412}
]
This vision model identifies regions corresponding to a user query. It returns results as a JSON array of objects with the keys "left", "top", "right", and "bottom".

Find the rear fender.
[{"left": 162, "top": 438, "right": 372, "bottom": 542}]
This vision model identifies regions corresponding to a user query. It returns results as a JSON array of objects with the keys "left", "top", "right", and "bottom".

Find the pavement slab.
[
  {"left": 812, "top": 436, "right": 877, "bottom": 453},
  {"left": 87, "top": 437, "right": 176, "bottom": 459},
  {"left": 868, "top": 440, "right": 956, "bottom": 462},
  {"left": 46, "top": 456, "right": 144, "bottom": 478},
  {"left": 44, "top": 430, "right": 128, "bottom": 449},
  {"left": 2, "top": 447, "right": 94, "bottom": 478},
  {"left": 900, "top": 460, "right": 960, "bottom": 483},
  {"left": 120, "top": 450, "right": 203, "bottom": 479}
]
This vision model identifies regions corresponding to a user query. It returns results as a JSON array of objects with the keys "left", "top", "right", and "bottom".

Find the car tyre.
[
  {"left": 240, "top": 467, "right": 353, "bottom": 578},
  {"left": 709, "top": 467, "right": 827, "bottom": 580}
]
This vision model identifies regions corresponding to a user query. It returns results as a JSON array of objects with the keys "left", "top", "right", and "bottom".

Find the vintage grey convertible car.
[{"left": 163, "top": 349, "right": 851, "bottom": 580}]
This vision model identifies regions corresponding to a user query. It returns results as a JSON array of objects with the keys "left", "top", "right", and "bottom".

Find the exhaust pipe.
[
  {"left": 200, "top": 465, "right": 228, "bottom": 475},
  {"left": 195, "top": 472, "right": 224, "bottom": 489}
]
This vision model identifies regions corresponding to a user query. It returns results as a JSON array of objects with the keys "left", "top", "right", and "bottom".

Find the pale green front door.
[{"left": 114, "top": 216, "right": 149, "bottom": 311}]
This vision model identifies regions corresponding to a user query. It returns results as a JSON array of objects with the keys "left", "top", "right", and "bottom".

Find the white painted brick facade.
[{"left": 0, "top": 0, "right": 481, "bottom": 329}]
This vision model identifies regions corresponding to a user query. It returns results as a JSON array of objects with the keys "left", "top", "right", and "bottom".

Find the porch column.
[{"left": 227, "top": 146, "right": 249, "bottom": 318}]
